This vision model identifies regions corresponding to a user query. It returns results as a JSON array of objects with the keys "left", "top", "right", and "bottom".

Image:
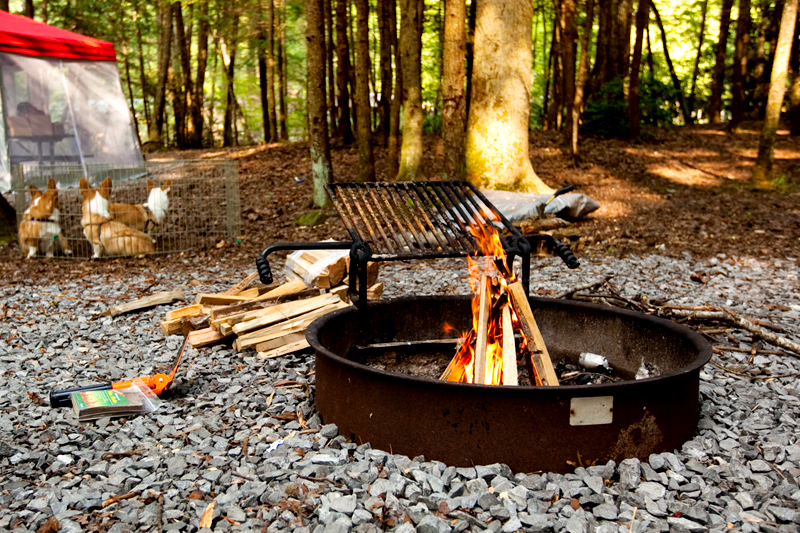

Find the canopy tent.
[{"left": 0, "top": 11, "right": 143, "bottom": 192}]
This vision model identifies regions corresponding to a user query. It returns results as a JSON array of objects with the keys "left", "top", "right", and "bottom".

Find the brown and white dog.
[
  {"left": 109, "top": 179, "right": 171, "bottom": 234},
  {"left": 79, "top": 177, "right": 155, "bottom": 258},
  {"left": 18, "top": 179, "right": 72, "bottom": 259}
]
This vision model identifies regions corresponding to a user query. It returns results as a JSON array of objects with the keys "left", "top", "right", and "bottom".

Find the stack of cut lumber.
[{"left": 160, "top": 250, "right": 383, "bottom": 360}]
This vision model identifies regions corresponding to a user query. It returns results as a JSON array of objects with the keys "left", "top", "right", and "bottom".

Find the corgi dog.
[
  {"left": 79, "top": 177, "right": 155, "bottom": 258},
  {"left": 109, "top": 179, "right": 171, "bottom": 234},
  {"left": 18, "top": 179, "right": 72, "bottom": 259}
]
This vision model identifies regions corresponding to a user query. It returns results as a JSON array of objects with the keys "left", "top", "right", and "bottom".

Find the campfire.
[{"left": 440, "top": 222, "right": 559, "bottom": 387}]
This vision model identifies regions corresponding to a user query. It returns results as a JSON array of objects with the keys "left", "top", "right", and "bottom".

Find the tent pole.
[{"left": 59, "top": 61, "right": 87, "bottom": 176}]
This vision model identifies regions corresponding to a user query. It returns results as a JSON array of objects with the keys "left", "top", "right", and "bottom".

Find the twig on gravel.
[
  {"left": 231, "top": 471, "right": 254, "bottom": 482},
  {"left": 722, "top": 307, "right": 800, "bottom": 355},
  {"left": 713, "top": 346, "right": 788, "bottom": 356},
  {"left": 102, "top": 490, "right": 142, "bottom": 508},
  {"left": 295, "top": 474, "right": 345, "bottom": 488},
  {"left": 100, "top": 447, "right": 147, "bottom": 461},
  {"left": 157, "top": 494, "right": 164, "bottom": 533},
  {"left": 555, "top": 276, "right": 612, "bottom": 299}
]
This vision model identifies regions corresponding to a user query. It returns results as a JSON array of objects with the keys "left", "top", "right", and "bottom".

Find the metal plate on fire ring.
[{"left": 570, "top": 396, "right": 614, "bottom": 426}]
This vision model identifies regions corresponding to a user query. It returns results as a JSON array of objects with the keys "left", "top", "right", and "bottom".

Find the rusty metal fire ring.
[{"left": 307, "top": 295, "right": 712, "bottom": 474}]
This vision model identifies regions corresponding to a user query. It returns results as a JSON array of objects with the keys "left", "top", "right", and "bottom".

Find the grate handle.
[
  {"left": 256, "top": 241, "right": 356, "bottom": 286},
  {"left": 524, "top": 234, "right": 580, "bottom": 269}
]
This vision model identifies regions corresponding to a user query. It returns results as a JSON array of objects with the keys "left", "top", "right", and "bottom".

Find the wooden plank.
[
  {"left": 235, "top": 287, "right": 260, "bottom": 299},
  {"left": 165, "top": 304, "right": 204, "bottom": 321},
  {"left": 221, "top": 271, "right": 261, "bottom": 295},
  {"left": 101, "top": 289, "right": 184, "bottom": 317},
  {"left": 367, "top": 282, "right": 384, "bottom": 300},
  {"left": 195, "top": 293, "right": 253, "bottom": 305},
  {"left": 255, "top": 332, "right": 306, "bottom": 353},
  {"left": 160, "top": 317, "right": 183, "bottom": 336},
  {"left": 501, "top": 305, "right": 518, "bottom": 386},
  {"left": 209, "top": 288, "right": 322, "bottom": 320},
  {"left": 232, "top": 293, "right": 341, "bottom": 336},
  {"left": 473, "top": 276, "right": 491, "bottom": 385},
  {"left": 251, "top": 279, "right": 308, "bottom": 302},
  {"left": 234, "top": 301, "right": 349, "bottom": 351},
  {"left": 257, "top": 339, "right": 311, "bottom": 360},
  {"left": 188, "top": 327, "right": 233, "bottom": 348},
  {"left": 507, "top": 281, "right": 559, "bottom": 387}
]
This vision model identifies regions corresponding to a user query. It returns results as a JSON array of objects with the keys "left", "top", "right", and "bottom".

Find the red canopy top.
[{"left": 0, "top": 11, "right": 116, "bottom": 62}]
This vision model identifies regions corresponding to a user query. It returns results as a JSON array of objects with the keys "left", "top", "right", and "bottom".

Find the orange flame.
[{"left": 446, "top": 221, "right": 520, "bottom": 385}]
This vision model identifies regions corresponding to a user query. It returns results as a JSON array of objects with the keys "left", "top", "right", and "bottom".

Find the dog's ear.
[
  {"left": 28, "top": 185, "right": 40, "bottom": 198},
  {"left": 99, "top": 177, "right": 112, "bottom": 198},
  {"left": 164, "top": 179, "right": 172, "bottom": 193},
  {"left": 47, "top": 178, "right": 57, "bottom": 190},
  {"left": 79, "top": 178, "right": 91, "bottom": 199},
  {"left": 147, "top": 179, "right": 154, "bottom": 193}
]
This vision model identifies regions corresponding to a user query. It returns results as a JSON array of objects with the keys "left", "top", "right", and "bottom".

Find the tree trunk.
[
  {"left": 135, "top": 16, "right": 151, "bottom": 132},
  {"left": 276, "top": 0, "right": 289, "bottom": 140},
  {"left": 560, "top": 0, "right": 577, "bottom": 144},
  {"left": 336, "top": 0, "right": 355, "bottom": 144},
  {"left": 628, "top": 0, "right": 648, "bottom": 140},
  {"left": 378, "top": 0, "right": 394, "bottom": 145},
  {"left": 465, "top": 0, "right": 477, "bottom": 119},
  {"left": 789, "top": 13, "right": 800, "bottom": 134},
  {"left": 571, "top": 0, "right": 595, "bottom": 157},
  {"left": 306, "top": 0, "right": 335, "bottom": 207},
  {"left": 258, "top": 27, "right": 272, "bottom": 143},
  {"left": 388, "top": 0, "right": 402, "bottom": 177},
  {"left": 442, "top": 0, "right": 467, "bottom": 180},
  {"left": 222, "top": 10, "right": 239, "bottom": 147},
  {"left": 650, "top": 0, "right": 690, "bottom": 124},
  {"left": 730, "top": 0, "right": 752, "bottom": 129},
  {"left": 0, "top": 2, "right": 8, "bottom": 12},
  {"left": 191, "top": 0, "right": 209, "bottom": 148},
  {"left": 708, "top": 0, "right": 734, "bottom": 123},
  {"left": 149, "top": 2, "right": 173, "bottom": 145},
  {"left": 548, "top": 15, "right": 563, "bottom": 130},
  {"left": 355, "top": 0, "right": 376, "bottom": 181},
  {"left": 23, "top": 0, "right": 32, "bottom": 17},
  {"left": 752, "top": 0, "right": 798, "bottom": 187},
  {"left": 687, "top": 0, "right": 708, "bottom": 123},
  {"left": 265, "top": 0, "right": 278, "bottom": 141},
  {"left": 542, "top": 22, "right": 555, "bottom": 130},
  {"left": 324, "top": 0, "right": 337, "bottom": 134},
  {"left": 173, "top": 2, "right": 194, "bottom": 148},
  {"left": 396, "top": 0, "right": 424, "bottom": 181},
  {"left": 465, "top": 0, "right": 553, "bottom": 193}
]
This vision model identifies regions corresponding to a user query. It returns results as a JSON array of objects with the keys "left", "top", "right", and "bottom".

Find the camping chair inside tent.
[{"left": 0, "top": 11, "right": 143, "bottom": 192}]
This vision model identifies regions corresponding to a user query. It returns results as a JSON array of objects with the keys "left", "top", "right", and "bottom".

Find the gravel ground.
[{"left": 1, "top": 252, "right": 800, "bottom": 533}]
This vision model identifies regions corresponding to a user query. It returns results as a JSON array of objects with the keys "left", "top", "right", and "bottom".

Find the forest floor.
[{"left": 1, "top": 122, "right": 799, "bottom": 283}]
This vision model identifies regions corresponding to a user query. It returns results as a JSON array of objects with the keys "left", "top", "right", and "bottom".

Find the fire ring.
[{"left": 307, "top": 295, "right": 712, "bottom": 473}]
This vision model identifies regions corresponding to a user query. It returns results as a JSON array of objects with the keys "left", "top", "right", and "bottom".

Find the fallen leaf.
[
  {"left": 199, "top": 500, "right": 216, "bottom": 529},
  {"left": 36, "top": 517, "right": 61, "bottom": 533},
  {"left": 188, "top": 490, "right": 205, "bottom": 500},
  {"left": 570, "top": 498, "right": 581, "bottom": 510},
  {"left": 27, "top": 392, "right": 47, "bottom": 405}
]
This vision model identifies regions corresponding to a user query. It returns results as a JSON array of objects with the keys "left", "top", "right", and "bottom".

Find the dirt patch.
[{"left": 2, "top": 123, "right": 798, "bottom": 285}]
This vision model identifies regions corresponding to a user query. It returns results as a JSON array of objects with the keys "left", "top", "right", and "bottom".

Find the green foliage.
[
  {"left": 423, "top": 112, "right": 442, "bottom": 135},
  {"left": 583, "top": 78, "right": 681, "bottom": 139}
]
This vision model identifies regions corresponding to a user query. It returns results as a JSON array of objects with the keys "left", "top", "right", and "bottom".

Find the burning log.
[
  {"left": 507, "top": 281, "right": 560, "bottom": 387},
  {"left": 474, "top": 275, "right": 492, "bottom": 385},
  {"left": 501, "top": 306, "right": 518, "bottom": 386}
]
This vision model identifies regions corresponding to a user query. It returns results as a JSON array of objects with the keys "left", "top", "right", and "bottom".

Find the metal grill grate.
[{"left": 325, "top": 181, "right": 521, "bottom": 260}]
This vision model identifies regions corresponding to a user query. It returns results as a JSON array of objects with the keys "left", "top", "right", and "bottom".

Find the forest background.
[{"left": 5, "top": 0, "right": 799, "bottom": 187}]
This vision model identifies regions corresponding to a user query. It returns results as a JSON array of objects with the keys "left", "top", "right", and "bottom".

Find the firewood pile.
[{"left": 159, "top": 250, "right": 383, "bottom": 359}]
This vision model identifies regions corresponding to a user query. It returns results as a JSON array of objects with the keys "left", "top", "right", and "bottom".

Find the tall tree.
[
  {"left": 708, "top": 0, "right": 734, "bottom": 123},
  {"left": 191, "top": 0, "right": 209, "bottom": 148},
  {"left": 442, "top": 0, "right": 467, "bottom": 180},
  {"left": 628, "top": 0, "right": 648, "bottom": 140},
  {"left": 752, "top": 0, "right": 798, "bottom": 187},
  {"left": 730, "top": 0, "right": 752, "bottom": 129},
  {"left": 354, "top": 0, "right": 375, "bottom": 180},
  {"left": 465, "top": 0, "right": 553, "bottom": 193},
  {"left": 149, "top": 2, "right": 173, "bottom": 145},
  {"left": 388, "top": 0, "right": 402, "bottom": 177},
  {"left": 687, "top": 0, "right": 708, "bottom": 122},
  {"left": 560, "top": 0, "right": 578, "bottom": 143},
  {"left": 258, "top": 24, "right": 272, "bottom": 143},
  {"left": 571, "top": 0, "right": 596, "bottom": 157},
  {"left": 0, "top": 2, "right": 8, "bottom": 12},
  {"left": 789, "top": 14, "right": 800, "bottom": 134},
  {"left": 23, "top": 0, "right": 32, "bottom": 17},
  {"left": 276, "top": 0, "right": 289, "bottom": 139},
  {"left": 335, "top": 0, "right": 355, "bottom": 143},
  {"left": 306, "top": 0, "right": 334, "bottom": 207},
  {"left": 396, "top": 0, "right": 424, "bottom": 181},
  {"left": 324, "top": 0, "right": 337, "bottom": 133},
  {"left": 650, "top": 0, "right": 690, "bottom": 124},
  {"left": 378, "top": 0, "right": 394, "bottom": 144},
  {"left": 222, "top": 8, "right": 239, "bottom": 147},
  {"left": 173, "top": 2, "right": 195, "bottom": 148}
]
